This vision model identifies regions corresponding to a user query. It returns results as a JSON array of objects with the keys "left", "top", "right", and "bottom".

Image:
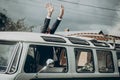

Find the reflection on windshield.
[{"left": 0, "top": 41, "right": 17, "bottom": 72}]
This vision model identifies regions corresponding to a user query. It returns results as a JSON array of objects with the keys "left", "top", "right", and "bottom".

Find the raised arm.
[
  {"left": 46, "top": 3, "right": 54, "bottom": 18},
  {"left": 58, "top": 5, "right": 64, "bottom": 19},
  {"left": 40, "top": 3, "right": 54, "bottom": 33},
  {"left": 50, "top": 5, "right": 64, "bottom": 34}
]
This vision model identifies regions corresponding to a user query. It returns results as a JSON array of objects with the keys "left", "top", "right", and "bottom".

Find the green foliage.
[{"left": 0, "top": 12, "right": 34, "bottom": 31}]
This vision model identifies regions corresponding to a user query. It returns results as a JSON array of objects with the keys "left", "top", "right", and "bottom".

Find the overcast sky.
[{"left": 0, "top": 0, "right": 120, "bottom": 36}]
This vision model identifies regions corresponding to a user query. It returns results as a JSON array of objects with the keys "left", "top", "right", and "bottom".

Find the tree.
[
  {"left": 0, "top": 12, "right": 34, "bottom": 31},
  {"left": 0, "top": 13, "right": 7, "bottom": 31}
]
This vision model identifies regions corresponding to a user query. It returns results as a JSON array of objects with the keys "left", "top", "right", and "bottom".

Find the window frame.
[
  {"left": 0, "top": 41, "right": 19, "bottom": 74},
  {"left": 96, "top": 50, "right": 114, "bottom": 73},
  {"left": 8, "top": 42, "right": 22, "bottom": 74},
  {"left": 24, "top": 43, "right": 69, "bottom": 73},
  {"left": 74, "top": 48, "right": 95, "bottom": 73},
  {"left": 116, "top": 51, "right": 120, "bottom": 72}
]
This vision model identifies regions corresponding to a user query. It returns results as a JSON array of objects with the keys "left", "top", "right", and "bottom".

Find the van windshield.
[{"left": 0, "top": 41, "right": 17, "bottom": 72}]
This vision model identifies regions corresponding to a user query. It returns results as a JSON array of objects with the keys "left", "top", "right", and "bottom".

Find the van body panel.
[
  {"left": 0, "top": 32, "right": 119, "bottom": 80},
  {"left": 0, "top": 74, "right": 15, "bottom": 80}
]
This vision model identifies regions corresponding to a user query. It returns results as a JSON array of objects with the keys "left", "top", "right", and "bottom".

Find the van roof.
[
  {"left": 0, "top": 32, "right": 113, "bottom": 49},
  {"left": 0, "top": 32, "right": 67, "bottom": 43}
]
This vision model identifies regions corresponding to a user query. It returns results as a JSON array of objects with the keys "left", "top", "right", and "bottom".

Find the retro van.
[{"left": 0, "top": 32, "right": 119, "bottom": 80}]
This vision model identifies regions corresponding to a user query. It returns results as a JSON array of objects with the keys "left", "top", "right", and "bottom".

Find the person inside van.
[{"left": 40, "top": 3, "right": 64, "bottom": 34}]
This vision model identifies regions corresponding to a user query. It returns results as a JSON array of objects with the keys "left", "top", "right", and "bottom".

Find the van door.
[{"left": 17, "top": 44, "right": 71, "bottom": 80}]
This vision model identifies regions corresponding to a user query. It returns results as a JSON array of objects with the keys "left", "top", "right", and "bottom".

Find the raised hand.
[
  {"left": 45, "top": 3, "right": 54, "bottom": 17},
  {"left": 58, "top": 5, "right": 64, "bottom": 19}
]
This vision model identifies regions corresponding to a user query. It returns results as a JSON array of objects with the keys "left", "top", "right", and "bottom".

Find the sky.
[{"left": 0, "top": 0, "right": 120, "bottom": 36}]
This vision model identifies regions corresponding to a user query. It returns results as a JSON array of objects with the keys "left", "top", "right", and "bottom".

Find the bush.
[{"left": 0, "top": 12, "right": 34, "bottom": 31}]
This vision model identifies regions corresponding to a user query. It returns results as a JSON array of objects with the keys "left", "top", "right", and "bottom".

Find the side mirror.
[
  {"left": 46, "top": 59, "right": 54, "bottom": 67},
  {"left": 38, "top": 59, "right": 54, "bottom": 73}
]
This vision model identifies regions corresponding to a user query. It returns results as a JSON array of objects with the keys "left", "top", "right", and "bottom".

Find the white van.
[{"left": 0, "top": 32, "right": 119, "bottom": 80}]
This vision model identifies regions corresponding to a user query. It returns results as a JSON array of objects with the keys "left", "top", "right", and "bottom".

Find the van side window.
[
  {"left": 74, "top": 48, "right": 94, "bottom": 73},
  {"left": 9, "top": 45, "right": 21, "bottom": 73},
  {"left": 117, "top": 51, "right": 120, "bottom": 72},
  {"left": 24, "top": 45, "right": 68, "bottom": 73},
  {"left": 24, "top": 47, "right": 35, "bottom": 73},
  {"left": 96, "top": 50, "right": 114, "bottom": 73}
]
